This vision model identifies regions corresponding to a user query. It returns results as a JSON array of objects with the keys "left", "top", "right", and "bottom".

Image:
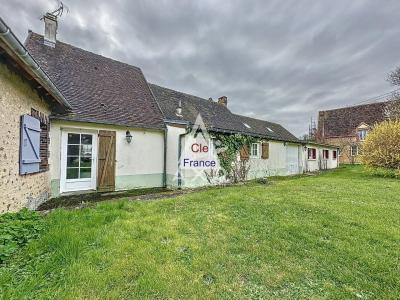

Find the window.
[
  {"left": 66, "top": 133, "right": 93, "bottom": 179},
  {"left": 357, "top": 129, "right": 368, "bottom": 141},
  {"left": 333, "top": 150, "right": 337, "bottom": 160},
  {"left": 251, "top": 143, "right": 259, "bottom": 158},
  {"left": 351, "top": 145, "right": 358, "bottom": 156},
  {"left": 243, "top": 122, "right": 251, "bottom": 129},
  {"left": 323, "top": 149, "right": 329, "bottom": 159},
  {"left": 267, "top": 127, "right": 274, "bottom": 132},
  {"left": 307, "top": 148, "right": 316, "bottom": 160}
]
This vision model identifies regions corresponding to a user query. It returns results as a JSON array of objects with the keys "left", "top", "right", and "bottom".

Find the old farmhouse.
[
  {"left": 0, "top": 15, "right": 338, "bottom": 213},
  {"left": 317, "top": 102, "right": 387, "bottom": 164}
]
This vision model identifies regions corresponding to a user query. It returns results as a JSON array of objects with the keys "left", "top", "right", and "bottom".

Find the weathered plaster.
[
  {"left": 0, "top": 64, "right": 51, "bottom": 213},
  {"left": 49, "top": 120, "right": 165, "bottom": 196}
]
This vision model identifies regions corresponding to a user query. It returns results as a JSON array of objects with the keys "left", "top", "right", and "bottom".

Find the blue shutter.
[{"left": 20, "top": 114, "right": 41, "bottom": 175}]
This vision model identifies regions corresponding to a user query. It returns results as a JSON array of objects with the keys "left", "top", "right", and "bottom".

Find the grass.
[{"left": 1, "top": 165, "right": 399, "bottom": 299}]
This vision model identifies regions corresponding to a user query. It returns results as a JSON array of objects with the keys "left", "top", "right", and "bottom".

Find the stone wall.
[
  {"left": 322, "top": 136, "right": 361, "bottom": 164},
  {"left": 0, "top": 64, "right": 51, "bottom": 213}
]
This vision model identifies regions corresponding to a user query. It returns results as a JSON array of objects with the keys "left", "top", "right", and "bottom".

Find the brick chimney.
[
  {"left": 43, "top": 13, "right": 57, "bottom": 47},
  {"left": 218, "top": 96, "right": 227, "bottom": 106}
]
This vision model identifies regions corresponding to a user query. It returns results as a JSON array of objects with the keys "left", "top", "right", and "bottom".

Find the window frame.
[
  {"left": 250, "top": 143, "right": 260, "bottom": 158},
  {"left": 351, "top": 145, "right": 358, "bottom": 156},
  {"left": 307, "top": 147, "right": 317, "bottom": 160},
  {"left": 322, "top": 149, "right": 329, "bottom": 160},
  {"left": 357, "top": 129, "right": 368, "bottom": 141}
]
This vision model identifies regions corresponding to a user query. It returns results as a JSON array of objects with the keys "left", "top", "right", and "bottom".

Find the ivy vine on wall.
[{"left": 213, "top": 133, "right": 257, "bottom": 181}]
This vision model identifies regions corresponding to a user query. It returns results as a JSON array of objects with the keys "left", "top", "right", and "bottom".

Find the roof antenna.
[
  {"left": 40, "top": 2, "right": 69, "bottom": 47},
  {"left": 40, "top": 1, "right": 69, "bottom": 19}
]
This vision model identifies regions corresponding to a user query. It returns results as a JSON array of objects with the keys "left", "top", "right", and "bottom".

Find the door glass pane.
[
  {"left": 68, "top": 133, "right": 80, "bottom": 144},
  {"left": 81, "top": 134, "right": 93, "bottom": 145},
  {"left": 67, "top": 156, "right": 79, "bottom": 168},
  {"left": 80, "top": 168, "right": 91, "bottom": 179},
  {"left": 80, "top": 157, "right": 92, "bottom": 167},
  {"left": 67, "top": 168, "right": 79, "bottom": 179},
  {"left": 66, "top": 133, "right": 93, "bottom": 180},
  {"left": 80, "top": 145, "right": 92, "bottom": 157},
  {"left": 67, "top": 145, "right": 79, "bottom": 156}
]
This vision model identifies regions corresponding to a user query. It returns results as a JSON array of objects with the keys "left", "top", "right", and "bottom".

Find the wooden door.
[{"left": 97, "top": 130, "right": 116, "bottom": 192}]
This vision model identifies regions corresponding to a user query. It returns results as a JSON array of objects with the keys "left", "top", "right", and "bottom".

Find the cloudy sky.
[{"left": 3, "top": 0, "right": 400, "bottom": 136}]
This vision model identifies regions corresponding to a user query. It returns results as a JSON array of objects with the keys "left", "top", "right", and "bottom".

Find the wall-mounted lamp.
[{"left": 126, "top": 130, "right": 132, "bottom": 143}]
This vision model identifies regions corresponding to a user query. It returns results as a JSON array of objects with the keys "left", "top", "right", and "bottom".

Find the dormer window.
[
  {"left": 357, "top": 129, "right": 368, "bottom": 141},
  {"left": 356, "top": 123, "right": 369, "bottom": 141}
]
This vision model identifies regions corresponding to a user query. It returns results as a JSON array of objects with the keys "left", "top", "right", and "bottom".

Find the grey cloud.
[{"left": 2, "top": 0, "right": 400, "bottom": 136}]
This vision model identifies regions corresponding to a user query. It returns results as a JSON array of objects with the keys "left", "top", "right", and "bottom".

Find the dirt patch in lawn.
[{"left": 37, "top": 187, "right": 170, "bottom": 211}]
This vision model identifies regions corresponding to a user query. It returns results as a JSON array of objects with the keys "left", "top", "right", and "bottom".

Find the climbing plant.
[{"left": 213, "top": 133, "right": 257, "bottom": 181}]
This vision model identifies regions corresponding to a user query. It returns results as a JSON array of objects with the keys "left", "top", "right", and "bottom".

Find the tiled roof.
[
  {"left": 25, "top": 33, "right": 165, "bottom": 130},
  {"left": 318, "top": 102, "right": 387, "bottom": 137},
  {"left": 234, "top": 114, "right": 299, "bottom": 142},
  {"left": 150, "top": 83, "right": 299, "bottom": 142}
]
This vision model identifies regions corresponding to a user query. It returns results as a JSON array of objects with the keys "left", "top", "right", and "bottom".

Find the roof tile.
[
  {"left": 150, "top": 83, "right": 298, "bottom": 142},
  {"left": 25, "top": 33, "right": 165, "bottom": 129}
]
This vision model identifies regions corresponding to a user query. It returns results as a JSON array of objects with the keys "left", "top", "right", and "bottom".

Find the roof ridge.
[
  {"left": 150, "top": 83, "right": 210, "bottom": 102},
  {"left": 29, "top": 32, "right": 142, "bottom": 72},
  {"left": 150, "top": 83, "right": 232, "bottom": 110},
  {"left": 233, "top": 113, "right": 281, "bottom": 126},
  {"left": 320, "top": 100, "right": 387, "bottom": 113}
]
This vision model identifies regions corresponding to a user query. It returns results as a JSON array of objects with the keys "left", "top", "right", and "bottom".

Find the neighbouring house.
[
  {"left": 0, "top": 17, "right": 71, "bottom": 213},
  {"left": 0, "top": 14, "right": 338, "bottom": 213},
  {"left": 317, "top": 102, "right": 387, "bottom": 164}
]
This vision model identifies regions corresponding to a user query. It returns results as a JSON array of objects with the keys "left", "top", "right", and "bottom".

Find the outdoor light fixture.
[{"left": 126, "top": 130, "right": 132, "bottom": 143}]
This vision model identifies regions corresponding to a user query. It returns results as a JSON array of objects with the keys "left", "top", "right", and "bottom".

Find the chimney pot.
[
  {"left": 43, "top": 13, "right": 57, "bottom": 47},
  {"left": 218, "top": 96, "right": 227, "bottom": 106}
]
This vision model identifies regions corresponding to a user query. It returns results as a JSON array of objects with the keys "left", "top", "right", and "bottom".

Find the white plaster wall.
[
  {"left": 166, "top": 125, "right": 186, "bottom": 184},
  {"left": 180, "top": 129, "right": 223, "bottom": 188},
  {"left": 304, "top": 145, "right": 338, "bottom": 172},
  {"left": 248, "top": 141, "right": 290, "bottom": 178},
  {"left": 49, "top": 120, "right": 164, "bottom": 193}
]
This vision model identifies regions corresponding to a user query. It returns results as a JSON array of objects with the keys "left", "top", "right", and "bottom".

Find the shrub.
[
  {"left": 0, "top": 209, "right": 46, "bottom": 263},
  {"left": 364, "top": 166, "right": 400, "bottom": 178},
  {"left": 360, "top": 120, "right": 400, "bottom": 172}
]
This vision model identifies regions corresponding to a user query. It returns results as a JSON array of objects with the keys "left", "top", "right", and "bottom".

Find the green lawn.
[{"left": 1, "top": 166, "right": 399, "bottom": 299}]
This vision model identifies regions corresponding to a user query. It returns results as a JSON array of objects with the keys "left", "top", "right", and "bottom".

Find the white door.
[
  {"left": 286, "top": 145, "right": 299, "bottom": 175},
  {"left": 60, "top": 130, "right": 97, "bottom": 193}
]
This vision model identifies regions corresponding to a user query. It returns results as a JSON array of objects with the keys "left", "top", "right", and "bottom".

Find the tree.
[
  {"left": 384, "top": 97, "right": 400, "bottom": 120},
  {"left": 360, "top": 120, "right": 400, "bottom": 169},
  {"left": 385, "top": 68, "right": 400, "bottom": 119},
  {"left": 387, "top": 66, "right": 400, "bottom": 86}
]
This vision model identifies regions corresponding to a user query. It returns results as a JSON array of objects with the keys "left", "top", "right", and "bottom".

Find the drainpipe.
[
  {"left": 163, "top": 127, "right": 168, "bottom": 188},
  {"left": 0, "top": 18, "right": 70, "bottom": 110},
  {"left": 177, "top": 126, "right": 190, "bottom": 189}
]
